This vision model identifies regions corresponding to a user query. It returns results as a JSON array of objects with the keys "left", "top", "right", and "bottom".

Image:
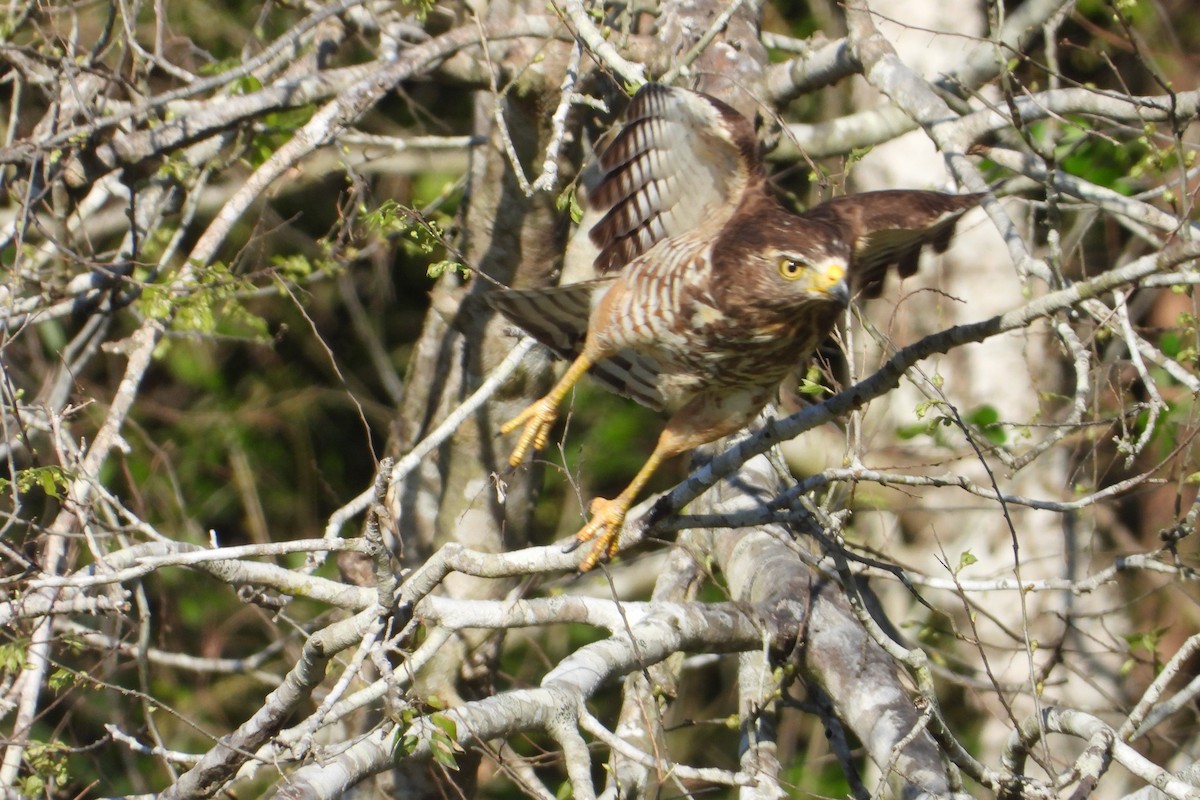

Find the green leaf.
[
  {"left": 13, "top": 466, "right": 70, "bottom": 499},
  {"left": 1124, "top": 626, "right": 1169, "bottom": 657},
  {"left": 431, "top": 713, "right": 458, "bottom": 740},
  {"left": 48, "top": 668, "right": 75, "bottom": 691},
  {"left": 896, "top": 422, "right": 929, "bottom": 441},
  {"left": 429, "top": 721, "right": 463, "bottom": 771},
  {"left": 38, "top": 470, "right": 61, "bottom": 498},
  {"left": 394, "top": 733, "right": 419, "bottom": 758},
  {"left": 431, "top": 740, "right": 459, "bottom": 770},
  {"left": 554, "top": 184, "right": 574, "bottom": 215},
  {"left": 426, "top": 260, "right": 469, "bottom": 280},
  {"left": 797, "top": 378, "right": 829, "bottom": 396},
  {"left": 847, "top": 146, "right": 873, "bottom": 163},
  {"left": 230, "top": 74, "right": 263, "bottom": 95},
  {"left": 955, "top": 551, "right": 977, "bottom": 574},
  {"left": 271, "top": 253, "right": 315, "bottom": 280},
  {"left": 965, "top": 404, "right": 999, "bottom": 427},
  {"left": 136, "top": 263, "right": 270, "bottom": 339},
  {"left": 1159, "top": 332, "right": 1181, "bottom": 358},
  {"left": 914, "top": 399, "right": 939, "bottom": 419},
  {"left": 966, "top": 404, "right": 1007, "bottom": 445}
]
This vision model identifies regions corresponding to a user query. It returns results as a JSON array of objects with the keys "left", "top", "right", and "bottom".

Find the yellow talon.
[
  {"left": 500, "top": 352, "right": 596, "bottom": 467},
  {"left": 574, "top": 497, "right": 629, "bottom": 572},
  {"left": 500, "top": 398, "right": 559, "bottom": 466}
]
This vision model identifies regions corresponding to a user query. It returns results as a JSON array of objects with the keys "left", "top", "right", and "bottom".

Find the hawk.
[{"left": 490, "top": 83, "right": 981, "bottom": 571}]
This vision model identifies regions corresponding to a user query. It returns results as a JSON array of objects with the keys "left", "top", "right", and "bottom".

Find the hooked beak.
[
  {"left": 829, "top": 279, "right": 850, "bottom": 307},
  {"left": 812, "top": 261, "right": 850, "bottom": 307}
]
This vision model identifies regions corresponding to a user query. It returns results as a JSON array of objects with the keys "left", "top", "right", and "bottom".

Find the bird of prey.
[{"left": 489, "top": 83, "right": 981, "bottom": 571}]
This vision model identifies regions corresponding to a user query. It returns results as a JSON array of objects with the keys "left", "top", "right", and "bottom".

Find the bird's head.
[
  {"left": 711, "top": 207, "right": 852, "bottom": 313},
  {"left": 766, "top": 248, "right": 850, "bottom": 307}
]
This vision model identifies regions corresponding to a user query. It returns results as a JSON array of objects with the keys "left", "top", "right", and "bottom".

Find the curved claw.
[
  {"left": 574, "top": 496, "right": 629, "bottom": 572},
  {"left": 500, "top": 397, "right": 560, "bottom": 466},
  {"left": 500, "top": 354, "right": 595, "bottom": 467}
]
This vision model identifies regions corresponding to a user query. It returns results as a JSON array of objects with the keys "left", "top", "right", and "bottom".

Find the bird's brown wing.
[
  {"left": 588, "top": 83, "right": 764, "bottom": 274},
  {"left": 487, "top": 281, "right": 667, "bottom": 410},
  {"left": 802, "top": 190, "right": 985, "bottom": 298}
]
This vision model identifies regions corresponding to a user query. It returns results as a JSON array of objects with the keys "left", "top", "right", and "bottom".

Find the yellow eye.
[{"left": 778, "top": 257, "right": 805, "bottom": 280}]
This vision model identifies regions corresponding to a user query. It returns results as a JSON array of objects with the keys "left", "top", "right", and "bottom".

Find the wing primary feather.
[
  {"left": 803, "top": 190, "right": 983, "bottom": 297},
  {"left": 587, "top": 83, "right": 763, "bottom": 273}
]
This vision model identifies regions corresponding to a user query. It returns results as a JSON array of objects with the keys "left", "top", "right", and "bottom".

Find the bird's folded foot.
[
  {"left": 573, "top": 496, "right": 629, "bottom": 572},
  {"left": 500, "top": 398, "right": 559, "bottom": 466}
]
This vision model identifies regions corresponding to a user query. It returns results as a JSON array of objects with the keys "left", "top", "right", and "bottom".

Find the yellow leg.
[
  {"left": 571, "top": 388, "right": 750, "bottom": 572},
  {"left": 501, "top": 353, "right": 594, "bottom": 467},
  {"left": 574, "top": 443, "right": 670, "bottom": 572}
]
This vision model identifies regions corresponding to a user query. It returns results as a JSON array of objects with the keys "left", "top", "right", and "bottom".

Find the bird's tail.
[{"left": 487, "top": 280, "right": 665, "bottom": 410}]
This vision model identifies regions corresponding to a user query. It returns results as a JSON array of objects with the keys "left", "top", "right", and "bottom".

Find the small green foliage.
[
  {"left": 1122, "top": 626, "right": 1169, "bottom": 675},
  {"left": 137, "top": 262, "right": 270, "bottom": 340},
  {"left": 391, "top": 704, "right": 462, "bottom": 770},
  {"left": 1052, "top": 120, "right": 1162, "bottom": 195},
  {"left": 270, "top": 253, "right": 335, "bottom": 282},
  {"left": 156, "top": 156, "right": 196, "bottom": 182},
  {"left": 428, "top": 713, "right": 462, "bottom": 770},
  {"left": 17, "top": 741, "right": 69, "bottom": 797},
  {"left": 796, "top": 364, "right": 830, "bottom": 396},
  {"left": 230, "top": 74, "right": 263, "bottom": 95},
  {"left": 197, "top": 57, "right": 239, "bottom": 76},
  {"left": 898, "top": 402, "right": 1007, "bottom": 447},
  {"left": 955, "top": 550, "right": 978, "bottom": 574},
  {"left": 363, "top": 199, "right": 408, "bottom": 236},
  {"left": 1111, "top": 0, "right": 1143, "bottom": 23},
  {"left": 965, "top": 403, "right": 1007, "bottom": 445},
  {"left": 364, "top": 200, "right": 441, "bottom": 252},
  {"left": 426, "top": 260, "right": 470, "bottom": 280},
  {"left": 48, "top": 668, "right": 80, "bottom": 691},
  {"left": 914, "top": 399, "right": 938, "bottom": 420},
  {"left": 1159, "top": 331, "right": 1182, "bottom": 358},
  {"left": 898, "top": 400, "right": 954, "bottom": 445},
  {"left": 393, "top": 704, "right": 420, "bottom": 759},
  {"left": 400, "top": 0, "right": 435, "bottom": 20},
  {"left": 363, "top": 200, "right": 467, "bottom": 280},
  {"left": 555, "top": 184, "right": 584, "bottom": 224},
  {"left": 271, "top": 253, "right": 315, "bottom": 281},
  {"left": 0, "top": 465, "right": 71, "bottom": 499},
  {"left": 0, "top": 641, "right": 27, "bottom": 672},
  {"left": 244, "top": 105, "right": 315, "bottom": 167}
]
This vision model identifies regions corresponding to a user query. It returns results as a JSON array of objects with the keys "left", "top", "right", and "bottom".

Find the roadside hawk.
[{"left": 490, "top": 83, "right": 982, "bottom": 570}]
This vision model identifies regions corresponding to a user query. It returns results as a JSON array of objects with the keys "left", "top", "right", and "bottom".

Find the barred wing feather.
[
  {"left": 801, "top": 190, "right": 984, "bottom": 299},
  {"left": 588, "top": 84, "right": 763, "bottom": 274}
]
